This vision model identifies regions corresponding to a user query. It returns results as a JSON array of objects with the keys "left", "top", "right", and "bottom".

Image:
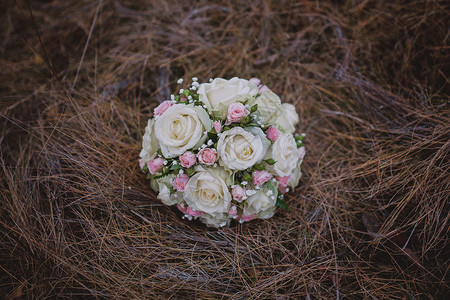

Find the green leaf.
[
  {"left": 240, "top": 116, "right": 250, "bottom": 125},
  {"left": 152, "top": 173, "right": 169, "bottom": 180},
  {"left": 263, "top": 159, "right": 276, "bottom": 165},
  {"left": 296, "top": 141, "right": 303, "bottom": 148},
  {"left": 250, "top": 104, "right": 258, "bottom": 113},
  {"left": 276, "top": 194, "right": 289, "bottom": 210},
  {"left": 170, "top": 186, "right": 176, "bottom": 195},
  {"left": 223, "top": 126, "right": 230, "bottom": 131},
  {"left": 266, "top": 182, "right": 276, "bottom": 195},
  {"left": 295, "top": 134, "right": 306, "bottom": 142},
  {"left": 175, "top": 95, "right": 180, "bottom": 102},
  {"left": 141, "top": 165, "right": 149, "bottom": 172},
  {"left": 242, "top": 173, "right": 253, "bottom": 182},
  {"left": 170, "top": 164, "right": 181, "bottom": 171},
  {"left": 207, "top": 132, "right": 218, "bottom": 142},
  {"left": 183, "top": 89, "right": 190, "bottom": 97},
  {"left": 187, "top": 167, "right": 195, "bottom": 176},
  {"left": 253, "top": 163, "right": 265, "bottom": 171}
]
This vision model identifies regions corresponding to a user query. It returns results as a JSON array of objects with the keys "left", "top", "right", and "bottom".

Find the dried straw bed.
[{"left": 1, "top": 0, "right": 448, "bottom": 299}]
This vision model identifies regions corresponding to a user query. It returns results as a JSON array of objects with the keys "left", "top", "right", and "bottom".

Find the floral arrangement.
[{"left": 139, "top": 77, "right": 305, "bottom": 227}]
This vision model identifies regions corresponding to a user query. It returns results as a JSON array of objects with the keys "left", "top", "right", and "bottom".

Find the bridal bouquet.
[{"left": 139, "top": 77, "right": 305, "bottom": 227}]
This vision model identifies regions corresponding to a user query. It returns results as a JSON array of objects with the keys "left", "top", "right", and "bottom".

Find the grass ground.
[{"left": 0, "top": 0, "right": 449, "bottom": 298}]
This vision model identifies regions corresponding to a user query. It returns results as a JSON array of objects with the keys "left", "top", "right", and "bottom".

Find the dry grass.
[{"left": 1, "top": 0, "right": 449, "bottom": 298}]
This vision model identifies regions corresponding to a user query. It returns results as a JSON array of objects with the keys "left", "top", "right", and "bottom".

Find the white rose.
[
  {"left": 153, "top": 175, "right": 179, "bottom": 206},
  {"left": 139, "top": 119, "right": 159, "bottom": 162},
  {"left": 155, "top": 104, "right": 212, "bottom": 158},
  {"left": 198, "top": 77, "right": 257, "bottom": 118},
  {"left": 248, "top": 90, "right": 281, "bottom": 124},
  {"left": 184, "top": 167, "right": 232, "bottom": 216},
  {"left": 217, "top": 127, "right": 270, "bottom": 170},
  {"left": 275, "top": 103, "right": 299, "bottom": 133},
  {"left": 244, "top": 188, "right": 277, "bottom": 219},
  {"left": 288, "top": 146, "right": 305, "bottom": 190},
  {"left": 265, "top": 133, "right": 301, "bottom": 177},
  {"left": 198, "top": 213, "right": 230, "bottom": 228},
  {"left": 157, "top": 183, "right": 178, "bottom": 206}
]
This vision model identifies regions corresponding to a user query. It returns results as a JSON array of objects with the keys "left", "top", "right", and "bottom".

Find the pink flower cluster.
[
  {"left": 179, "top": 151, "right": 196, "bottom": 168},
  {"left": 147, "top": 158, "right": 165, "bottom": 174},
  {"left": 252, "top": 170, "right": 273, "bottom": 186},
  {"left": 249, "top": 77, "right": 271, "bottom": 93},
  {"left": 266, "top": 125, "right": 280, "bottom": 142},
  {"left": 177, "top": 204, "right": 203, "bottom": 217},
  {"left": 173, "top": 174, "right": 189, "bottom": 191},
  {"left": 197, "top": 148, "right": 218, "bottom": 165},
  {"left": 232, "top": 185, "right": 246, "bottom": 202},
  {"left": 226, "top": 103, "right": 249, "bottom": 124},
  {"left": 154, "top": 100, "right": 174, "bottom": 116}
]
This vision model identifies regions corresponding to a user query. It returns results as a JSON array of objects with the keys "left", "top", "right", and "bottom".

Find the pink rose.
[
  {"left": 197, "top": 148, "right": 218, "bottom": 165},
  {"left": 276, "top": 176, "right": 290, "bottom": 187},
  {"left": 232, "top": 185, "right": 246, "bottom": 202},
  {"left": 258, "top": 85, "right": 271, "bottom": 92},
  {"left": 173, "top": 174, "right": 189, "bottom": 191},
  {"left": 249, "top": 77, "right": 261, "bottom": 86},
  {"left": 252, "top": 170, "right": 273, "bottom": 186},
  {"left": 240, "top": 214, "right": 255, "bottom": 222},
  {"left": 177, "top": 204, "right": 203, "bottom": 216},
  {"left": 154, "top": 100, "right": 174, "bottom": 116},
  {"left": 179, "top": 151, "right": 196, "bottom": 168},
  {"left": 266, "top": 125, "right": 280, "bottom": 142},
  {"left": 228, "top": 205, "right": 238, "bottom": 216},
  {"left": 147, "top": 158, "right": 165, "bottom": 174},
  {"left": 226, "top": 103, "right": 249, "bottom": 124},
  {"left": 213, "top": 121, "right": 222, "bottom": 133},
  {"left": 139, "top": 159, "right": 146, "bottom": 170},
  {"left": 187, "top": 207, "right": 203, "bottom": 216},
  {"left": 249, "top": 78, "right": 271, "bottom": 93},
  {"left": 177, "top": 204, "right": 187, "bottom": 214},
  {"left": 279, "top": 186, "right": 289, "bottom": 194}
]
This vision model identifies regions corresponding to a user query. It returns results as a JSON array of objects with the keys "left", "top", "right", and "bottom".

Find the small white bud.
[{"left": 177, "top": 78, "right": 184, "bottom": 84}]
